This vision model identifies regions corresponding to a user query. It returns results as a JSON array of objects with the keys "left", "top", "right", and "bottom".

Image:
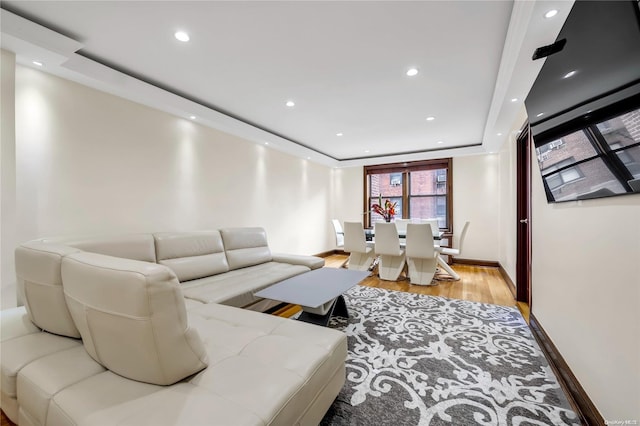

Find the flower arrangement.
[{"left": 371, "top": 195, "right": 397, "bottom": 222}]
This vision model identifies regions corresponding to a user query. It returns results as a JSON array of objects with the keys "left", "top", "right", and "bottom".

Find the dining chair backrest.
[
  {"left": 456, "top": 221, "right": 470, "bottom": 252},
  {"left": 374, "top": 222, "right": 402, "bottom": 256},
  {"left": 405, "top": 223, "right": 435, "bottom": 258},
  {"left": 332, "top": 219, "right": 344, "bottom": 247},
  {"left": 343, "top": 222, "right": 367, "bottom": 253},
  {"left": 423, "top": 219, "right": 441, "bottom": 237},
  {"left": 394, "top": 219, "right": 410, "bottom": 235}
]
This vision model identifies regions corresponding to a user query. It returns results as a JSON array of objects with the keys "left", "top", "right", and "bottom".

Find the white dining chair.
[
  {"left": 405, "top": 223, "right": 438, "bottom": 285},
  {"left": 437, "top": 221, "right": 470, "bottom": 259},
  {"left": 394, "top": 219, "right": 410, "bottom": 245},
  {"left": 374, "top": 222, "right": 406, "bottom": 281},
  {"left": 435, "top": 221, "right": 470, "bottom": 280},
  {"left": 394, "top": 219, "right": 410, "bottom": 234},
  {"left": 331, "top": 219, "right": 344, "bottom": 249},
  {"left": 343, "top": 222, "right": 376, "bottom": 271},
  {"left": 423, "top": 218, "right": 441, "bottom": 238}
]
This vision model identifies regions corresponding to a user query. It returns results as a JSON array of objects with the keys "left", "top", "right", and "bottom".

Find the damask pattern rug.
[{"left": 320, "top": 286, "right": 580, "bottom": 426}]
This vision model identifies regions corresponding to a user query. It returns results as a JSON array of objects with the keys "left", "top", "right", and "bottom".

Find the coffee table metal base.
[
  {"left": 254, "top": 268, "right": 369, "bottom": 327},
  {"left": 298, "top": 295, "right": 348, "bottom": 327}
]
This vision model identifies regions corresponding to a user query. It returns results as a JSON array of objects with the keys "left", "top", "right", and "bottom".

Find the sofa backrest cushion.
[
  {"left": 15, "top": 243, "right": 82, "bottom": 338},
  {"left": 153, "top": 232, "right": 229, "bottom": 282},
  {"left": 220, "top": 227, "right": 273, "bottom": 270},
  {"left": 46, "top": 234, "right": 157, "bottom": 263},
  {"left": 61, "top": 252, "right": 209, "bottom": 385}
]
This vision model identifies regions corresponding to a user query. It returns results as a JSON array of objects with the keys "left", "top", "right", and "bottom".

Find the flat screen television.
[{"left": 525, "top": 0, "right": 640, "bottom": 203}]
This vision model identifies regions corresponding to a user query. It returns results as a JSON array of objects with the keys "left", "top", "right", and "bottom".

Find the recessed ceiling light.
[
  {"left": 536, "top": 112, "right": 544, "bottom": 117},
  {"left": 426, "top": 116, "right": 435, "bottom": 121},
  {"left": 336, "top": 132, "right": 343, "bottom": 137},
  {"left": 32, "top": 60, "right": 44, "bottom": 67},
  {"left": 563, "top": 70, "right": 577, "bottom": 79},
  {"left": 307, "top": 157, "right": 311, "bottom": 160},
  {"left": 264, "top": 142, "right": 269, "bottom": 145},
  {"left": 364, "top": 149, "right": 370, "bottom": 153},
  {"left": 189, "top": 115, "right": 196, "bottom": 120},
  {"left": 174, "top": 31, "right": 190, "bottom": 42},
  {"left": 285, "top": 100, "right": 295, "bottom": 107},
  {"left": 437, "top": 141, "right": 444, "bottom": 144},
  {"left": 511, "top": 98, "right": 518, "bottom": 102},
  {"left": 406, "top": 68, "right": 419, "bottom": 77},
  {"left": 544, "top": 9, "right": 558, "bottom": 19},
  {"left": 497, "top": 133, "right": 503, "bottom": 136}
]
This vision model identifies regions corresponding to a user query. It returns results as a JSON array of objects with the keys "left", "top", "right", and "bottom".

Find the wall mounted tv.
[{"left": 525, "top": 0, "right": 640, "bottom": 203}]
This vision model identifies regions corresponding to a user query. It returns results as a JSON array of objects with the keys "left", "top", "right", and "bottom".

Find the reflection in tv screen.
[{"left": 536, "top": 107, "right": 640, "bottom": 202}]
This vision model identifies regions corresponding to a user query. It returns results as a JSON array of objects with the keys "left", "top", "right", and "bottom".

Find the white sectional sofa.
[{"left": 1, "top": 228, "right": 346, "bottom": 426}]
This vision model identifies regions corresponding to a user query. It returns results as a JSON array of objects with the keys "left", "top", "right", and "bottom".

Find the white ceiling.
[{"left": 0, "top": 1, "right": 574, "bottom": 167}]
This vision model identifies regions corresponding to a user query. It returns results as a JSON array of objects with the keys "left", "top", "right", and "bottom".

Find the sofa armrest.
[{"left": 271, "top": 253, "right": 325, "bottom": 270}]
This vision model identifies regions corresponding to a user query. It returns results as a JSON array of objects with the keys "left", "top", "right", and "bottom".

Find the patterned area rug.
[{"left": 320, "top": 286, "right": 580, "bottom": 426}]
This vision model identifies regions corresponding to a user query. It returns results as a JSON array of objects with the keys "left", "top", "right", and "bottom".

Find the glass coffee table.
[{"left": 254, "top": 268, "right": 370, "bottom": 326}]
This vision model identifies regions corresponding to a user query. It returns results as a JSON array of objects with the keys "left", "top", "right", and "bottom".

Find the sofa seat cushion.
[
  {"left": 272, "top": 253, "right": 325, "bottom": 270},
  {"left": 62, "top": 252, "right": 209, "bottom": 385},
  {"left": 186, "top": 303, "right": 347, "bottom": 424},
  {"left": 17, "top": 346, "right": 105, "bottom": 426},
  {"left": 1, "top": 306, "right": 45, "bottom": 424},
  {"left": 73, "top": 384, "right": 264, "bottom": 426},
  {"left": 46, "top": 371, "right": 163, "bottom": 426},
  {"left": 0, "top": 332, "right": 81, "bottom": 398},
  {"left": 181, "top": 262, "right": 310, "bottom": 307}
]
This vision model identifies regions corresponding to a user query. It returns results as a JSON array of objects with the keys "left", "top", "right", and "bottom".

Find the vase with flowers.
[{"left": 371, "top": 195, "right": 397, "bottom": 222}]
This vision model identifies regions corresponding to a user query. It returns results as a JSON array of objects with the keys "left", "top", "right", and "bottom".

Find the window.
[
  {"left": 536, "top": 106, "right": 640, "bottom": 202},
  {"left": 364, "top": 159, "right": 452, "bottom": 232},
  {"left": 541, "top": 157, "right": 584, "bottom": 190},
  {"left": 389, "top": 173, "right": 402, "bottom": 187}
]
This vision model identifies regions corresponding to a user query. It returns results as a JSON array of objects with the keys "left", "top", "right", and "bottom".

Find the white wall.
[
  {"left": 531, "top": 159, "right": 640, "bottom": 421},
  {"left": 2, "top": 65, "right": 341, "bottom": 308},
  {"left": 331, "top": 166, "right": 364, "bottom": 224},
  {"left": 453, "top": 154, "right": 501, "bottom": 262},
  {"left": 1, "top": 50, "right": 17, "bottom": 310}
]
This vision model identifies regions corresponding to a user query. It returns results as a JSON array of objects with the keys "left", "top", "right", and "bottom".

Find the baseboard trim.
[
  {"left": 314, "top": 249, "right": 345, "bottom": 258},
  {"left": 497, "top": 262, "right": 517, "bottom": 298},
  {"left": 529, "top": 314, "right": 604, "bottom": 426},
  {"left": 451, "top": 258, "right": 499, "bottom": 267}
]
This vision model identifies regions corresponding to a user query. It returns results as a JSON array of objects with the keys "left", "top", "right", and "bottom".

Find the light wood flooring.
[{"left": 275, "top": 254, "right": 527, "bottom": 321}]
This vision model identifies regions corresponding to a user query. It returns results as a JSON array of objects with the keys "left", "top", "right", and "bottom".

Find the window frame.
[
  {"left": 363, "top": 158, "right": 453, "bottom": 233},
  {"left": 534, "top": 97, "right": 640, "bottom": 202},
  {"left": 541, "top": 157, "right": 585, "bottom": 190}
]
